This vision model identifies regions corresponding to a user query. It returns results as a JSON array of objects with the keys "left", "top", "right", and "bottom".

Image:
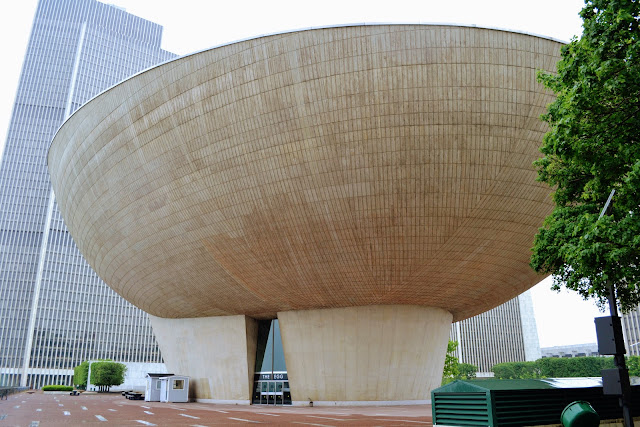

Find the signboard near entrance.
[{"left": 255, "top": 372, "right": 288, "bottom": 381}]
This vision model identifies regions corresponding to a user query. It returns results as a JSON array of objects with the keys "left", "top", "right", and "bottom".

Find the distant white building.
[{"left": 540, "top": 343, "right": 600, "bottom": 358}]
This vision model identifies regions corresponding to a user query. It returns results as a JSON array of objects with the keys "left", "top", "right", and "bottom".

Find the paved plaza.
[{"left": 0, "top": 391, "right": 433, "bottom": 426}]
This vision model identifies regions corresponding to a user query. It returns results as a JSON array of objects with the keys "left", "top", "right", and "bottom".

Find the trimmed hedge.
[
  {"left": 492, "top": 361, "right": 542, "bottom": 379},
  {"left": 492, "top": 356, "right": 630, "bottom": 379},
  {"left": 459, "top": 363, "right": 478, "bottom": 379},
  {"left": 42, "top": 385, "right": 73, "bottom": 391}
]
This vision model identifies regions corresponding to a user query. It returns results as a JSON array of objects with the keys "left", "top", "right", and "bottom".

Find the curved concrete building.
[{"left": 49, "top": 24, "right": 561, "bottom": 404}]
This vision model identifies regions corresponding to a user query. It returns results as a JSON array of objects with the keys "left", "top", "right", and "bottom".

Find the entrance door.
[
  {"left": 261, "top": 381, "right": 268, "bottom": 404},
  {"left": 253, "top": 381, "right": 287, "bottom": 405},
  {"left": 275, "top": 381, "right": 283, "bottom": 405}
]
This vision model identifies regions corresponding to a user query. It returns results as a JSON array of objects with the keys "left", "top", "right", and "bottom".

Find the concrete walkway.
[{"left": 0, "top": 391, "right": 433, "bottom": 426}]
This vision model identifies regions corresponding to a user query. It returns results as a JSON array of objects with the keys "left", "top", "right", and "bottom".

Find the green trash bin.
[{"left": 561, "top": 401, "right": 600, "bottom": 427}]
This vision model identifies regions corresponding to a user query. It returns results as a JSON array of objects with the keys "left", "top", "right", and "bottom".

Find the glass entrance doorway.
[
  {"left": 252, "top": 319, "right": 292, "bottom": 405},
  {"left": 253, "top": 380, "right": 291, "bottom": 405}
]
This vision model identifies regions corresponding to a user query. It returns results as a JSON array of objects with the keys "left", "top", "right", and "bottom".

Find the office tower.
[
  {"left": 451, "top": 292, "right": 542, "bottom": 373},
  {"left": 0, "top": 0, "right": 175, "bottom": 388},
  {"left": 622, "top": 309, "right": 640, "bottom": 356}
]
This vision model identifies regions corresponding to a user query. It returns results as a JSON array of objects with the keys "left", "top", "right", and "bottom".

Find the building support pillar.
[
  {"left": 150, "top": 315, "right": 258, "bottom": 404},
  {"left": 278, "top": 305, "right": 452, "bottom": 405}
]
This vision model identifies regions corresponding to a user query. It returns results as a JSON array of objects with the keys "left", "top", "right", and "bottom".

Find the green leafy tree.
[
  {"left": 627, "top": 356, "right": 640, "bottom": 376},
  {"left": 441, "top": 340, "right": 460, "bottom": 385},
  {"left": 531, "top": 0, "right": 640, "bottom": 311},
  {"left": 73, "top": 361, "right": 89, "bottom": 389},
  {"left": 90, "top": 361, "right": 127, "bottom": 392}
]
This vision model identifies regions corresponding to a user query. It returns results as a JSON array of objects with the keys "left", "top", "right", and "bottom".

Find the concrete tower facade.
[
  {"left": 452, "top": 291, "right": 541, "bottom": 374},
  {"left": 622, "top": 309, "right": 640, "bottom": 356},
  {"left": 0, "top": 0, "right": 175, "bottom": 388}
]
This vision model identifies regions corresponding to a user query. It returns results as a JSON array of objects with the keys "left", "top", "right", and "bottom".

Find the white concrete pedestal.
[
  {"left": 278, "top": 305, "right": 452, "bottom": 405},
  {"left": 150, "top": 315, "right": 257, "bottom": 403}
]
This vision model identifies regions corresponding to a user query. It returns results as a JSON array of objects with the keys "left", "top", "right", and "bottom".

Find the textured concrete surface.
[
  {"left": 279, "top": 305, "right": 451, "bottom": 403},
  {"left": 49, "top": 24, "right": 562, "bottom": 322},
  {"left": 150, "top": 315, "right": 257, "bottom": 402}
]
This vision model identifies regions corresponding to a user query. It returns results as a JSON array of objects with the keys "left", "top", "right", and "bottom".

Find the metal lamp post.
[{"left": 593, "top": 189, "right": 633, "bottom": 427}]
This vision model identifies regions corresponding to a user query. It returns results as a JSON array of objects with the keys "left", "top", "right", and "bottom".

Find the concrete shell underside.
[{"left": 49, "top": 24, "right": 561, "bottom": 322}]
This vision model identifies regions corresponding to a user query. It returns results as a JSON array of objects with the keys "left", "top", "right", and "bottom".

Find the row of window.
[{"left": 0, "top": 0, "right": 176, "bottom": 388}]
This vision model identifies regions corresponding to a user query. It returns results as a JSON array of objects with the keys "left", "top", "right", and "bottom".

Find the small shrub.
[
  {"left": 74, "top": 361, "right": 89, "bottom": 389},
  {"left": 458, "top": 363, "right": 478, "bottom": 380},
  {"left": 42, "top": 385, "right": 73, "bottom": 391}
]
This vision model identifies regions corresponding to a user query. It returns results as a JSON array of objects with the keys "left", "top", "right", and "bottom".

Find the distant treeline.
[{"left": 492, "top": 356, "right": 640, "bottom": 379}]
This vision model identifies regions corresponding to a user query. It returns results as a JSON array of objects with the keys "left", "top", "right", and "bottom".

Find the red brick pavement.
[{"left": 0, "top": 391, "right": 433, "bottom": 426}]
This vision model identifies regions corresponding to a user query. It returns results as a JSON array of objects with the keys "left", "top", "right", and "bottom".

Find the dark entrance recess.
[{"left": 252, "top": 319, "right": 292, "bottom": 405}]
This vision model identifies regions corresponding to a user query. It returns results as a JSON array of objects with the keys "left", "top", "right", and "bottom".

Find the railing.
[{"left": 0, "top": 387, "right": 29, "bottom": 399}]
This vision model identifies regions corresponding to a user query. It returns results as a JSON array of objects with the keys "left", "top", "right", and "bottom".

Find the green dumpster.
[{"left": 561, "top": 401, "right": 599, "bottom": 427}]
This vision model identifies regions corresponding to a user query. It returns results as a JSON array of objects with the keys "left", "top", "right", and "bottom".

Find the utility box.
[
  {"left": 602, "top": 367, "right": 631, "bottom": 396},
  {"left": 595, "top": 316, "right": 625, "bottom": 355}
]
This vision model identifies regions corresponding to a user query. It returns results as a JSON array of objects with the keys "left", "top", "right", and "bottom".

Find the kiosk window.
[{"left": 173, "top": 379, "right": 184, "bottom": 390}]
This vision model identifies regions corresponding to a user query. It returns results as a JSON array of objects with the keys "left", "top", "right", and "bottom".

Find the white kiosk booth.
[
  {"left": 145, "top": 373, "right": 174, "bottom": 402},
  {"left": 159, "top": 375, "right": 190, "bottom": 403}
]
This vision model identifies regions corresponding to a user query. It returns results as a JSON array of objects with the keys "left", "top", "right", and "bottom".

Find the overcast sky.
[{"left": 0, "top": 0, "right": 605, "bottom": 348}]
